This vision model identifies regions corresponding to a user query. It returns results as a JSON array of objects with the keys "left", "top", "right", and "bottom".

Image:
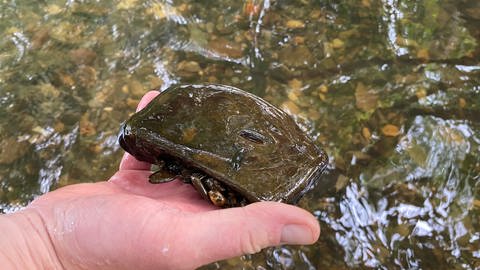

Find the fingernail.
[{"left": 280, "top": 224, "right": 314, "bottom": 245}]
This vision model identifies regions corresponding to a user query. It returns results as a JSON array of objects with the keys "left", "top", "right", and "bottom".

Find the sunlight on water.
[{"left": 0, "top": 0, "right": 479, "bottom": 268}]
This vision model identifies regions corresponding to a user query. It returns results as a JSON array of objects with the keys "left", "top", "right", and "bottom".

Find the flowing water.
[{"left": 0, "top": 0, "right": 479, "bottom": 269}]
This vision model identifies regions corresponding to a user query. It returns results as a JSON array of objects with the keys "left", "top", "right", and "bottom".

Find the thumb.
[{"left": 169, "top": 202, "right": 320, "bottom": 269}]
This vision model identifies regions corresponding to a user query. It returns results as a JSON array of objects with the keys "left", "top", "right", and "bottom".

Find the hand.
[{"left": 0, "top": 91, "right": 320, "bottom": 270}]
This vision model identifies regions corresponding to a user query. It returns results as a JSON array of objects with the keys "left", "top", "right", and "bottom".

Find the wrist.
[{"left": 0, "top": 209, "right": 63, "bottom": 269}]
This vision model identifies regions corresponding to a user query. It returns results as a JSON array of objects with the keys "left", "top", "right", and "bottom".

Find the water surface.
[{"left": 0, "top": 0, "right": 479, "bottom": 268}]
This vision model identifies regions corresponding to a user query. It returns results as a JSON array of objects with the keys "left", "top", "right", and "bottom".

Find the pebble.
[
  {"left": 474, "top": 199, "right": 480, "bottom": 209},
  {"left": 0, "top": 137, "right": 29, "bottom": 165},
  {"left": 381, "top": 124, "right": 400, "bottom": 137},
  {"left": 332, "top": 38, "right": 344, "bottom": 49},
  {"left": 288, "top": 78, "right": 303, "bottom": 91},
  {"left": 31, "top": 28, "right": 50, "bottom": 49},
  {"left": 75, "top": 66, "right": 98, "bottom": 88},
  {"left": 39, "top": 83, "right": 60, "bottom": 98},
  {"left": 415, "top": 88, "right": 427, "bottom": 99},
  {"left": 286, "top": 20, "right": 305, "bottom": 29},
  {"left": 293, "top": 36, "right": 305, "bottom": 45},
  {"left": 395, "top": 37, "right": 418, "bottom": 47},
  {"left": 281, "top": 100, "right": 300, "bottom": 115},
  {"left": 318, "top": 84, "right": 328, "bottom": 93},
  {"left": 69, "top": 48, "right": 97, "bottom": 66},
  {"left": 58, "top": 73, "right": 75, "bottom": 88},
  {"left": 361, "top": 0, "right": 371, "bottom": 7},
  {"left": 177, "top": 60, "right": 201, "bottom": 74},
  {"left": 278, "top": 45, "right": 314, "bottom": 68},
  {"left": 126, "top": 98, "right": 140, "bottom": 109},
  {"left": 335, "top": 174, "right": 349, "bottom": 191},
  {"left": 355, "top": 82, "right": 378, "bottom": 111},
  {"left": 362, "top": 127, "right": 372, "bottom": 140},
  {"left": 54, "top": 122, "right": 65, "bottom": 133},
  {"left": 243, "top": 1, "right": 260, "bottom": 16},
  {"left": 288, "top": 91, "right": 299, "bottom": 102},
  {"left": 310, "top": 10, "right": 322, "bottom": 19},
  {"left": 148, "top": 76, "right": 164, "bottom": 90},
  {"left": 206, "top": 22, "right": 214, "bottom": 34},
  {"left": 177, "top": 3, "right": 189, "bottom": 12},
  {"left": 45, "top": 4, "right": 63, "bottom": 15},
  {"left": 307, "top": 109, "right": 321, "bottom": 121},
  {"left": 79, "top": 113, "right": 96, "bottom": 136},
  {"left": 117, "top": 0, "right": 139, "bottom": 10},
  {"left": 416, "top": 48, "right": 430, "bottom": 60},
  {"left": 50, "top": 22, "right": 84, "bottom": 43},
  {"left": 127, "top": 80, "right": 145, "bottom": 97},
  {"left": 146, "top": 3, "right": 167, "bottom": 19},
  {"left": 208, "top": 38, "right": 244, "bottom": 59}
]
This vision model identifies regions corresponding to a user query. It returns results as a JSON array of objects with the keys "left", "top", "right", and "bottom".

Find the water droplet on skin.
[{"left": 161, "top": 244, "right": 170, "bottom": 255}]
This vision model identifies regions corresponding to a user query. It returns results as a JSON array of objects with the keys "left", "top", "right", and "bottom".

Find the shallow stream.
[{"left": 0, "top": 0, "right": 479, "bottom": 268}]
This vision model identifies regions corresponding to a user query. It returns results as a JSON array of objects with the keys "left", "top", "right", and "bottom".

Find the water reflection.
[
  {"left": 0, "top": 0, "right": 479, "bottom": 269},
  {"left": 318, "top": 115, "right": 480, "bottom": 268},
  {"left": 383, "top": 0, "right": 408, "bottom": 56}
]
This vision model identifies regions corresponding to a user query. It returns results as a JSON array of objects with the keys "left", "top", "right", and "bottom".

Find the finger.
[
  {"left": 118, "top": 90, "right": 160, "bottom": 171},
  {"left": 55, "top": 199, "right": 318, "bottom": 270},
  {"left": 159, "top": 202, "right": 320, "bottom": 269},
  {"left": 119, "top": 153, "right": 151, "bottom": 171},
  {"left": 136, "top": 90, "right": 160, "bottom": 112}
]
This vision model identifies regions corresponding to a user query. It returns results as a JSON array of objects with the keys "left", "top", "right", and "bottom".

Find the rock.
[
  {"left": 331, "top": 38, "right": 344, "bottom": 49},
  {"left": 31, "top": 28, "right": 50, "bottom": 49},
  {"left": 318, "top": 84, "right": 328, "bottom": 93},
  {"left": 177, "top": 60, "right": 202, "bottom": 77},
  {"left": 127, "top": 79, "right": 145, "bottom": 97},
  {"left": 0, "top": 137, "right": 29, "bottom": 165},
  {"left": 362, "top": 127, "right": 372, "bottom": 140},
  {"left": 69, "top": 48, "right": 97, "bottom": 65},
  {"left": 281, "top": 100, "right": 300, "bottom": 115},
  {"left": 208, "top": 38, "right": 244, "bottom": 59},
  {"left": 416, "top": 48, "right": 430, "bottom": 60},
  {"left": 117, "top": 0, "right": 139, "bottom": 10},
  {"left": 355, "top": 82, "right": 378, "bottom": 111},
  {"left": 75, "top": 65, "right": 97, "bottom": 88},
  {"left": 286, "top": 20, "right": 305, "bottom": 29},
  {"left": 381, "top": 124, "right": 400, "bottom": 137},
  {"left": 79, "top": 113, "right": 96, "bottom": 136},
  {"left": 278, "top": 45, "right": 314, "bottom": 68},
  {"left": 45, "top": 4, "right": 63, "bottom": 15},
  {"left": 288, "top": 78, "right": 303, "bottom": 91}
]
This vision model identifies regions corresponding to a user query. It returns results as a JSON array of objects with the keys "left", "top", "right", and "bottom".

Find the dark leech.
[
  {"left": 191, "top": 173, "right": 209, "bottom": 201},
  {"left": 238, "top": 129, "right": 268, "bottom": 144},
  {"left": 149, "top": 170, "right": 178, "bottom": 184},
  {"left": 149, "top": 160, "right": 173, "bottom": 183}
]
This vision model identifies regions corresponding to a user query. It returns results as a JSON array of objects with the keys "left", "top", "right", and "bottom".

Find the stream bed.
[{"left": 0, "top": 0, "right": 479, "bottom": 268}]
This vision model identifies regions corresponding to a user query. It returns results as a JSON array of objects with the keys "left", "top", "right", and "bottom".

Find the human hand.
[{"left": 0, "top": 91, "right": 320, "bottom": 270}]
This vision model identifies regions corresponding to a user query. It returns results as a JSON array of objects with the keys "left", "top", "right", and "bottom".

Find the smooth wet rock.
[{"left": 119, "top": 84, "right": 328, "bottom": 206}]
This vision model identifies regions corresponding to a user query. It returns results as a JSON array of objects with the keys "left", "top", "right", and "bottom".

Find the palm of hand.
[
  {"left": 23, "top": 91, "right": 319, "bottom": 270},
  {"left": 29, "top": 167, "right": 225, "bottom": 270}
]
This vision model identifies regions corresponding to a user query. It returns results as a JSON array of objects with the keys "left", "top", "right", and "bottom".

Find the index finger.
[{"left": 119, "top": 90, "right": 160, "bottom": 171}]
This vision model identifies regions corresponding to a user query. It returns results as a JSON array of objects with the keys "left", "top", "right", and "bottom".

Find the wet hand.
[{"left": 0, "top": 91, "right": 320, "bottom": 270}]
